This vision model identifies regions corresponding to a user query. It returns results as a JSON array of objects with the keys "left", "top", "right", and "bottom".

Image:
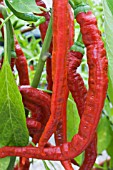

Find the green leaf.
[
  {"left": 103, "top": 0, "right": 113, "bottom": 105},
  {"left": 109, "top": 108, "right": 113, "bottom": 124},
  {"left": 103, "top": 98, "right": 111, "bottom": 117},
  {"left": 5, "top": 0, "right": 44, "bottom": 22},
  {"left": 67, "top": 94, "right": 80, "bottom": 141},
  {"left": 0, "top": 60, "right": 29, "bottom": 147},
  {"left": 0, "top": 157, "right": 10, "bottom": 170},
  {"left": 11, "top": 0, "right": 42, "bottom": 14},
  {"left": 97, "top": 116, "right": 112, "bottom": 154},
  {"left": 67, "top": 94, "right": 83, "bottom": 165},
  {"left": 106, "top": 0, "right": 113, "bottom": 16},
  {"left": 107, "top": 137, "right": 113, "bottom": 169},
  {"left": 103, "top": 98, "right": 113, "bottom": 124}
]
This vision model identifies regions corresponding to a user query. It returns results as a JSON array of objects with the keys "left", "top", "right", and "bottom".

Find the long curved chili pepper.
[
  {"left": 36, "top": 0, "right": 53, "bottom": 91},
  {"left": 38, "top": 0, "right": 69, "bottom": 149},
  {"left": 0, "top": 9, "right": 108, "bottom": 162},
  {"left": 17, "top": 86, "right": 51, "bottom": 170},
  {"left": 67, "top": 45, "right": 97, "bottom": 169},
  {"left": 15, "top": 38, "right": 30, "bottom": 85},
  {"left": 19, "top": 86, "right": 51, "bottom": 142},
  {"left": 55, "top": 4, "right": 75, "bottom": 170}
]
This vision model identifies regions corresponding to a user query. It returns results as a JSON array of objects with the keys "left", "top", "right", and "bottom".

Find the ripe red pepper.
[
  {"left": 16, "top": 86, "right": 51, "bottom": 170},
  {"left": 19, "top": 86, "right": 51, "bottom": 131},
  {"left": 67, "top": 45, "right": 97, "bottom": 169},
  {"left": 38, "top": 0, "right": 69, "bottom": 149},
  {"left": 54, "top": 4, "right": 75, "bottom": 170},
  {"left": 15, "top": 38, "right": 30, "bottom": 85}
]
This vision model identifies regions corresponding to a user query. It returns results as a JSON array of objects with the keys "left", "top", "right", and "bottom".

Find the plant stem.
[
  {"left": 31, "top": 16, "right": 52, "bottom": 88},
  {"left": 0, "top": 13, "right": 13, "bottom": 29},
  {"left": 76, "top": 32, "right": 83, "bottom": 44},
  {"left": 0, "top": 5, "right": 14, "bottom": 63}
]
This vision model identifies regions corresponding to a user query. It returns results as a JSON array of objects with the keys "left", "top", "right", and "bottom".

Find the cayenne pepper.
[
  {"left": 38, "top": 0, "right": 69, "bottom": 149},
  {"left": 15, "top": 38, "right": 30, "bottom": 85},
  {"left": 67, "top": 41, "right": 97, "bottom": 169},
  {"left": 17, "top": 86, "right": 51, "bottom": 170},
  {"left": 54, "top": 4, "right": 75, "bottom": 170}
]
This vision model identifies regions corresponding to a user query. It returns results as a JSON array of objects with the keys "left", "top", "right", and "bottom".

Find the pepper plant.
[{"left": 0, "top": 0, "right": 113, "bottom": 170}]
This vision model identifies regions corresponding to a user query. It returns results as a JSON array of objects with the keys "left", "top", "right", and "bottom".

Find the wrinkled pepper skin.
[
  {"left": 15, "top": 38, "right": 30, "bottom": 85},
  {"left": 67, "top": 51, "right": 87, "bottom": 118},
  {"left": 19, "top": 86, "right": 51, "bottom": 128}
]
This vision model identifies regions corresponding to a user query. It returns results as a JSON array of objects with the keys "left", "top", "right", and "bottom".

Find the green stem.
[
  {"left": 37, "top": 88, "right": 52, "bottom": 94},
  {"left": 38, "top": 6, "right": 49, "bottom": 12},
  {"left": 69, "top": 0, "right": 75, "bottom": 9},
  {"left": 76, "top": 32, "right": 83, "bottom": 44},
  {"left": 31, "top": 16, "right": 52, "bottom": 88},
  {"left": 0, "top": 5, "right": 14, "bottom": 63},
  {"left": 7, "top": 157, "right": 16, "bottom": 170},
  {"left": 3, "top": 21, "right": 8, "bottom": 62},
  {"left": 0, "top": 13, "right": 13, "bottom": 29},
  {"left": 69, "top": 0, "right": 83, "bottom": 8}
]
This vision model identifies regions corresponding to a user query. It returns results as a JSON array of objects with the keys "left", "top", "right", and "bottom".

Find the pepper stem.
[{"left": 31, "top": 15, "right": 52, "bottom": 88}]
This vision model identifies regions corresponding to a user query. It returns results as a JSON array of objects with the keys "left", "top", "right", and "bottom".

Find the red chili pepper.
[
  {"left": 35, "top": 0, "right": 50, "bottom": 44},
  {"left": 55, "top": 4, "right": 75, "bottom": 170},
  {"left": 15, "top": 38, "right": 30, "bottom": 85},
  {"left": 38, "top": 0, "right": 69, "bottom": 149},
  {"left": 16, "top": 86, "right": 51, "bottom": 170},
  {"left": 19, "top": 86, "right": 51, "bottom": 141},
  {"left": 67, "top": 46, "right": 97, "bottom": 169},
  {"left": 80, "top": 133, "right": 97, "bottom": 170}
]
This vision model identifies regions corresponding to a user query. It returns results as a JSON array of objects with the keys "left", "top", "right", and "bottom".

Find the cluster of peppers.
[{"left": 0, "top": 0, "right": 108, "bottom": 169}]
